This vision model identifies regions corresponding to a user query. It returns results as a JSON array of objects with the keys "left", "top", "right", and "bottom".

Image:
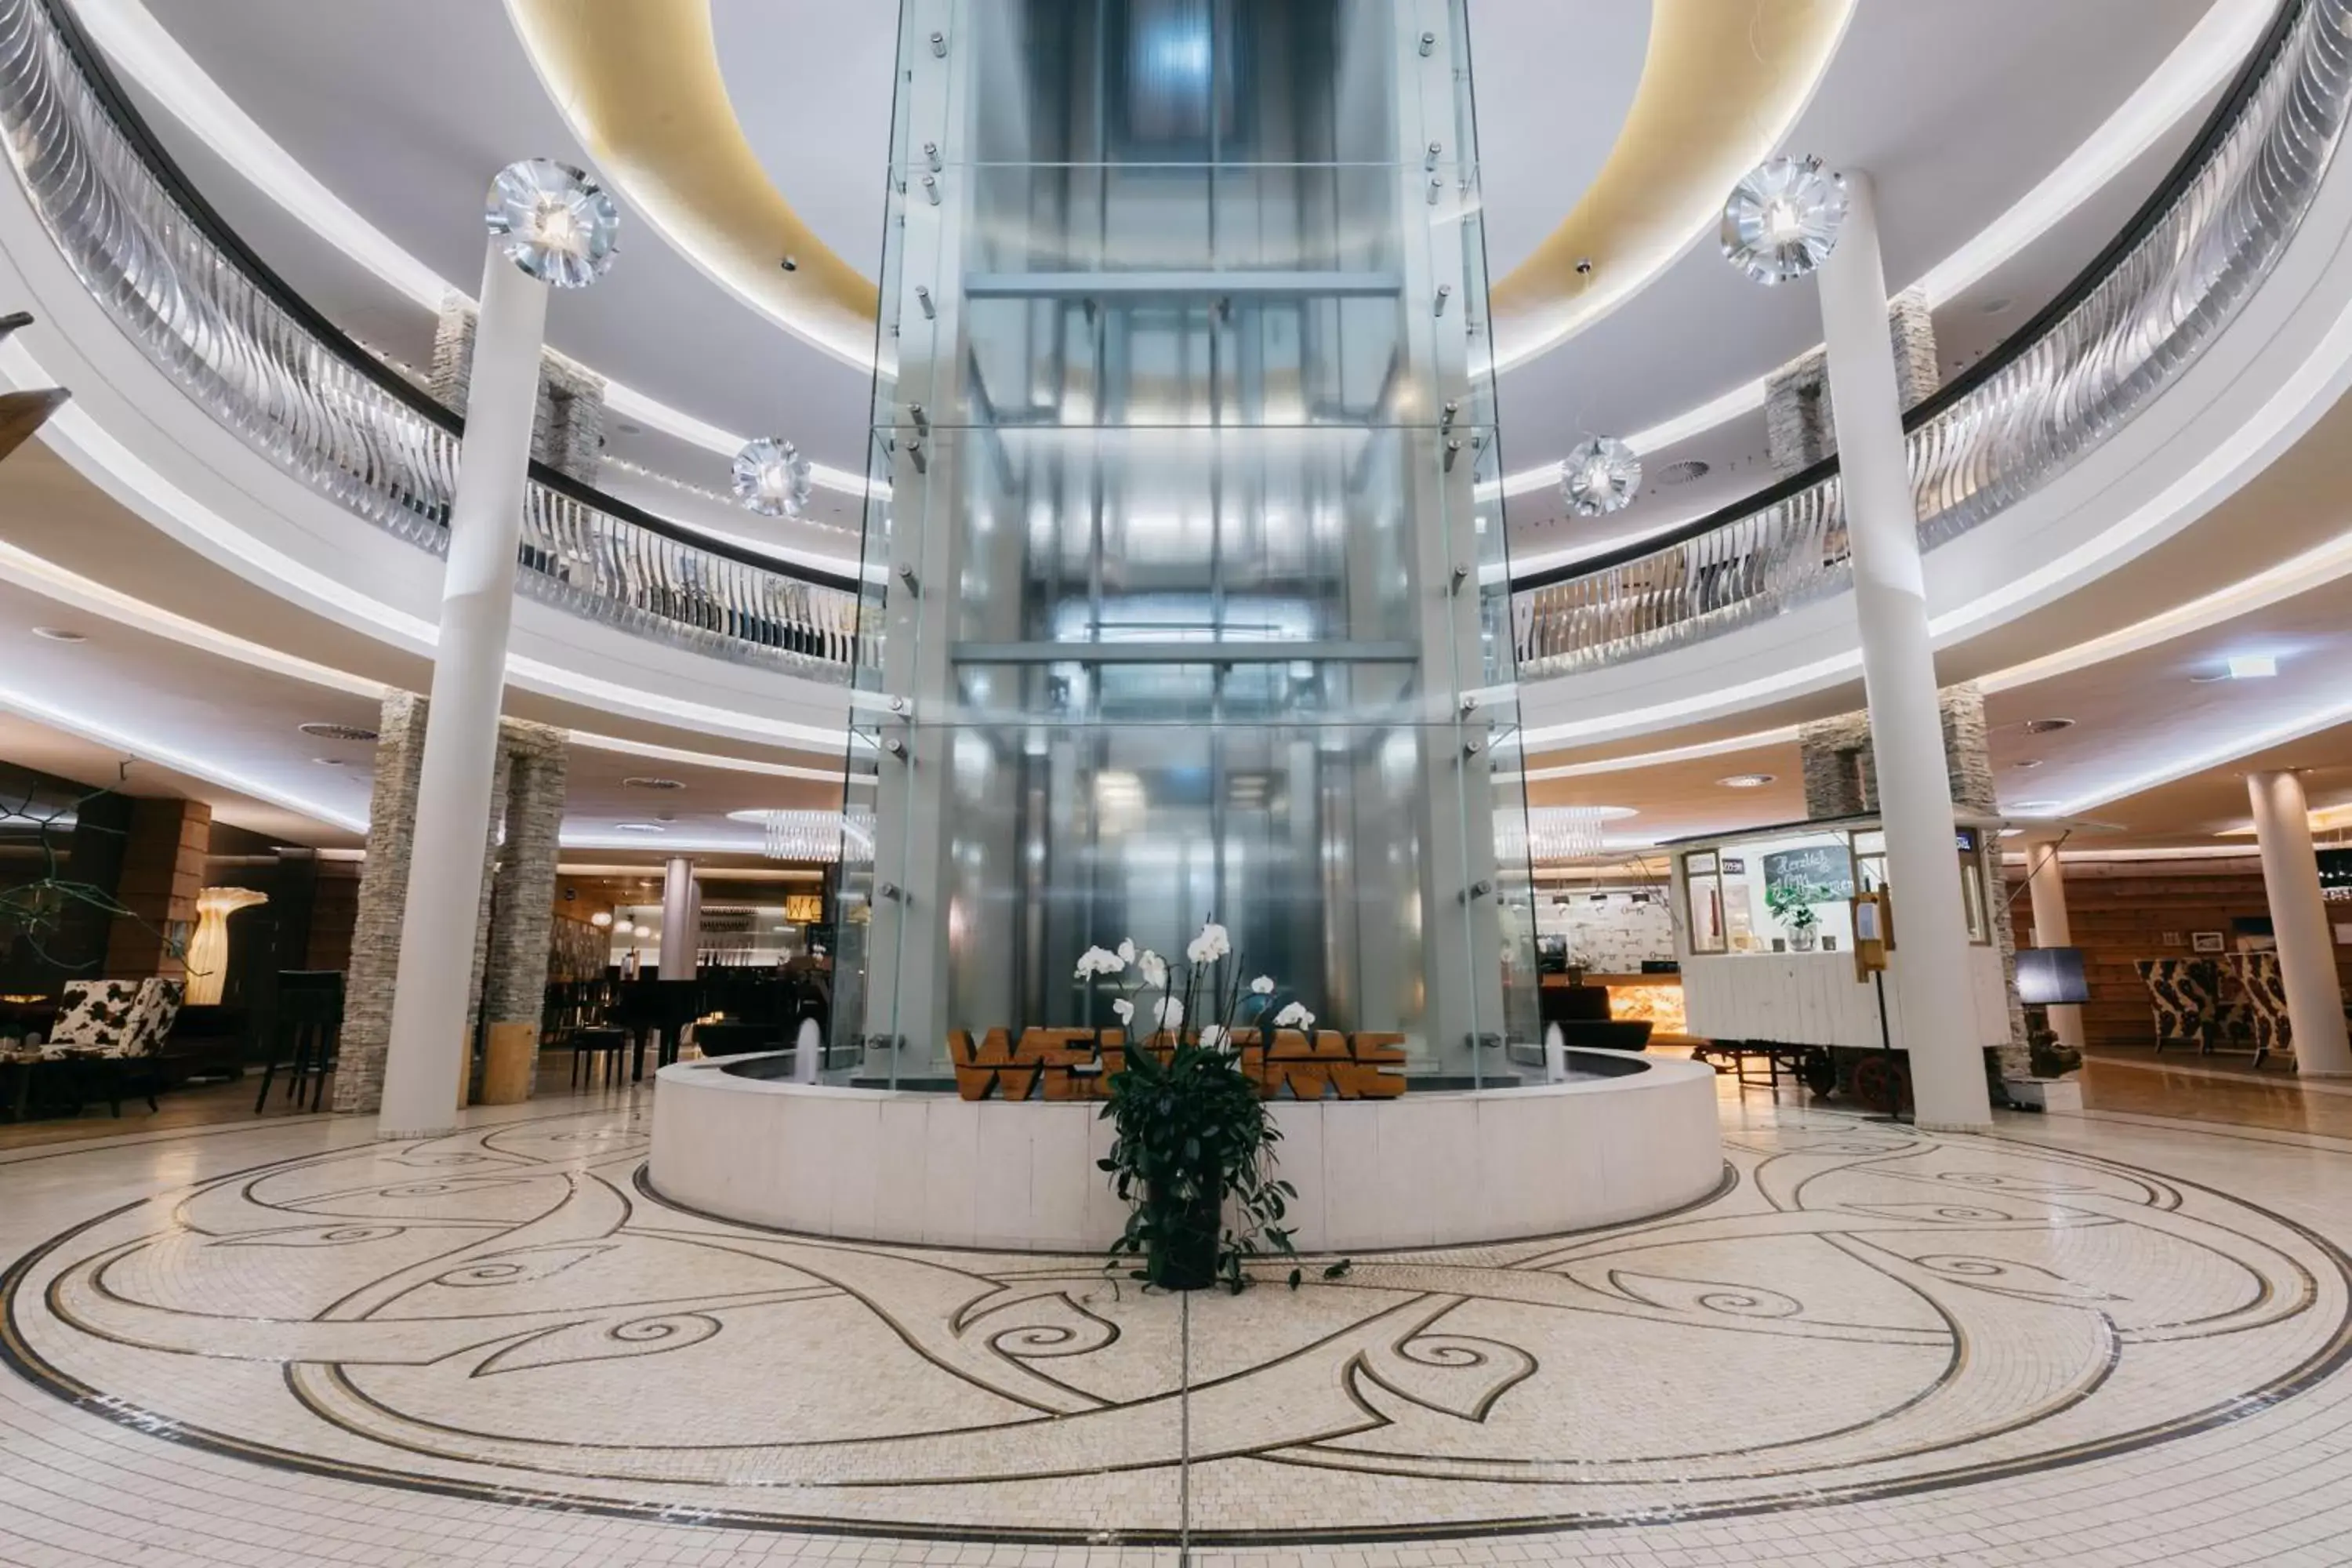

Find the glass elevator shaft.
[{"left": 833, "top": 0, "right": 1536, "bottom": 1083}]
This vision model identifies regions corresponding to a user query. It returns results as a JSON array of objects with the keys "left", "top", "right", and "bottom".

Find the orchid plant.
[{"left": 1080, "top": 919, "right": 1310, "bottom": 1293}]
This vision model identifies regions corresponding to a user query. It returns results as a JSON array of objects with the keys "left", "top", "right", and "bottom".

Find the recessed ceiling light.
[
  {"left": 590, "top": 911, "right": 614, "bottom": 927},
  {"left": 616, "top": 421, "right": 644, "bottom": 436},
  {"left": 622, "top": 776, "right": 685, "bottom": 791},
  {"left": 298, "top": 722, "right": 379, "bottom": 742},
  {"left": 31, "top": 626, "right": 86, "bottom": 643},
  {"left": 1998, "top": 826, "right": 2024, "bottom": 838},
  {"left": 613, "top": 822, "right": 668, "bottom": 834},
  {"left": 2009, "top": 800, "right": 2063, "bottom": 815},
  {"left": 2011, "top": 758, "right": 2044, "bottom": 770},
  {"left": 2021, "top": 718, "right": 2074, "bottom": 735},
  {"left": 1717, "top": 773, "right": 1776, "bottom": 789},
  {"left": 1980, "top": 296, "right": 2015, "bottom": 314},
  {"left": 1657, "top": 459, "right": 1712, "bottom": 486},
  {"left": 310, "top": 757, "right": 349, "bottom": 767},
  {"left": 2227, "top": 654, "right": 2279, "bottom": 680}
]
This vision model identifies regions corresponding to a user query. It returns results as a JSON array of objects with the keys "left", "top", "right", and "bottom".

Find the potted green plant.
[
  {"left": 1765, "top": 883, "right": 1832, "bottom": 952},
  {"left": 1085, "top": 923, "right": 1300, "bottom": 1293}
]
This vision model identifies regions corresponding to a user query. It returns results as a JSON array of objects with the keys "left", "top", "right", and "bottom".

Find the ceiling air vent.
[
  {"left": 297, "top": 722, "right": 379, "bottom": 742},
  {"left": 1656, "top": 459, "right": 1711, "bottom": 486}
]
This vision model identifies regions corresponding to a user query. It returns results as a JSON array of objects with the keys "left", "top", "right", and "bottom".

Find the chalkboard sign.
[{"left": 1762, "top": 844, "right": 1855, "bottom": 902}]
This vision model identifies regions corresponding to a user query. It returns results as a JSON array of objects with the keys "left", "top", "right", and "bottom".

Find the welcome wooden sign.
[{"left": 946, "top": 1027, "right": 1409, "bottom": 1102}]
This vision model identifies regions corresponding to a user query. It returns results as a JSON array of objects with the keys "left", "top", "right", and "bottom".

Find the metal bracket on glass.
[
  {"left": 1419, "top": 31, "right": 1436, "bottom": 56},
  {"left": 896, "top": 564, "right": 920, "bottom": 596},
  {"left": 1462, "top": 880, "right": 1495, "bottom": 903},
  {"left": 928, "top": 30, "right": 946, "bottom": 56},
  {"left": 915, "top": 285, "right": 936, "bottom": 320},
  {"left": 1434, "top": 285, "right": 1453, "bottom": 318}
]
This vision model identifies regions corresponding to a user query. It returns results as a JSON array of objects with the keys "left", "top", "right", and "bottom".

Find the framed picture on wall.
[
  {"left": 2161, "top": 931, "right": 2185, "bottom": 947},
  {"left": 2191, "top": 931, "right": 2227, "bottom": 953}
]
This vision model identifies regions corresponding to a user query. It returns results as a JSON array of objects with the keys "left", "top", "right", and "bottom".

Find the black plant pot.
[{"left": 1149, "top": 1180, "right": 1223, "bottom": 1291}]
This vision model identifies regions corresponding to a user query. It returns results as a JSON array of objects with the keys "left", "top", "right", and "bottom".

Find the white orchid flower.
[
  {"left": 1249, "top": 975, "right": 1275, "bottom": 996},
  {"left": 1073, "top": 946, "right": 1126, "bottom": 980},
  {"left": 1116, "top": 938, "right": 1137, "bottom": 964},
  {"left": 1110, "top": 996, "right": 1134, "bottom": 1025},
  {"left": 1185, "top": 921, "right": 1231, "bottom": 964},
  {"left": 1137, "top": 949, "right": 1169, "bottom": 990},
  {"left": 1197, "top": 1023, "right": 1228, "bottom": 1051},
  {"left": 1153, "top": 996, "right": 1185, "bottom": 1030},
  {"left": 1272, "top": 1001, "right": 1316, "bottom": 1030}
]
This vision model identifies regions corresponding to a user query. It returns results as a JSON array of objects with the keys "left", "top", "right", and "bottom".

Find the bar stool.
[
  {"left": 568, "top": 1025, "right": 630, "bottom": 1088},
  {"left": 253, "top": 971, "right": 343, "bottom": 1113}
]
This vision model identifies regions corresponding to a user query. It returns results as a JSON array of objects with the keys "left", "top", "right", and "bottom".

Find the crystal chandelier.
[
  {"left": 485, "top": 160, "right": 619, "bottom": 288},
  {"left": 732, "top": 810, "right": 876, "bottom": 862},
  {"left": 1720, "top": 155, "right": 1846, "bottom": 285},
  {"left": 1559, "top": 437, "right": 1642, "bottom": 517},
  {"left": 1519, "top": 807, "right": 1636, "bottom": 863},
  {"left": 732, "top": 437, "right": 815, "bottom": 518}
]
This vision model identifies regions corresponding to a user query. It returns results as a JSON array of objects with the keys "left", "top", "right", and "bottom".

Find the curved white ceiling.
[{"left": 104, "top": 0, "right": 2225, "bottom": 554}]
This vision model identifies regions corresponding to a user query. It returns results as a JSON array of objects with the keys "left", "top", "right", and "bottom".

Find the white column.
[
  {"left": 2246, "top": 771, "right": 2352, "bottom": 1076},
  {"left": 659, "top": 856, "right": 698, "bottom": 980},
  {"left": 1815, "top": 172, "right": 1993, "bottom": 1131},
  {"left": 2024, "top": 840, "right": 2086, "bottom": 1054},
  {"left": 377, "top": 244, "right": 550, "bottom": 1138}
]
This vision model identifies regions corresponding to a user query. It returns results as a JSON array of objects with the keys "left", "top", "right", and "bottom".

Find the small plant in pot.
[
  {"left": 1083, "top": 922, "right": 1300, "bottom": 1294},
  {"left": 1766, "top": 883, "right": 1833, "bottom": 952}
]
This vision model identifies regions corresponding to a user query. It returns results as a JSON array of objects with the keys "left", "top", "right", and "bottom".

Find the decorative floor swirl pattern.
[{"left": 5, "top": 1102, "right": 2348, "bottom": 1548}]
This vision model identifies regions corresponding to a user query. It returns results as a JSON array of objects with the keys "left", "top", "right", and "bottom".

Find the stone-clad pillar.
[
  {"left": 1798, "top": 681, "right": 2029, "bottom": 1080},
  {"left": 430, "top": 292, "right": 608, "bottom": 485},
  {"left": 1766, "top": 287, "right": 1940, "bottom": 475},
  {"left": 338, "top": 693, "right": 440, "bottom": 1112},
  {"left": 483, "top": 720, "right": 569, "bottom": 1067},
  {"left": 336, "top": 696, "right": 570, "bottom": 1112}
]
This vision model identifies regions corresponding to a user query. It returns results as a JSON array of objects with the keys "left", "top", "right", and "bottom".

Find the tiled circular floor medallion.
[{"left": 5, "top": 1109, "right": 2347, "bottom": 1544}]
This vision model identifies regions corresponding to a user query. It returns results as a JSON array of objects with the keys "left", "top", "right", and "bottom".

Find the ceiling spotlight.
[
  {"left": 2021, "top": 718, "right": 2075, "bottom": 735},
  {"left": 1717, "top": 773, "right": 1776, "bottom": 789},
  {"left": 590, "top": 911, "right": 613, "bottom": 928},
  {"left": 485, "top": 159, "right": 619, "bottom": 287},
  {"left": 1721, "top": 155, "right": 1846, "bottom": 285},
  {"left": 2227, "top": 654, "right": 2279, "bottom": 680},
  {"left": 1560, "top": 437, "right": 1642, "bottom": 517},
  {"left": 297, "top": 721, "right": 379, "bottom": 742},
  {"left": 30, "top": 626, "right": 86, "bottom": 643},
  {"left": 732, "top": 437, "right": 814, "bottom": 518}
]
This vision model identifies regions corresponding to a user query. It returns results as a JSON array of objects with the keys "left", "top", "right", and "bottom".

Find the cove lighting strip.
[
  {"left": 1479, "top": 0, "right": 2264, "bottom": 532},
  {"left": 71, "top": 0, "right": 874, "bottom": 500},
  {"left": 0, "top": 682, "right": 366, "bottom": 833}
]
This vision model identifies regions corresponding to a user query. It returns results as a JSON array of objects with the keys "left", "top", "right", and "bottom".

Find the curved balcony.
[
  {"left": 1512, "top": 0, "right": 2352, "bottom": 677},
  {"left": 0, "top": 0, "right": 866, "bottom": 680},
  {"left": 1, "top": 0, "right": 2345, "bottom": 698}
]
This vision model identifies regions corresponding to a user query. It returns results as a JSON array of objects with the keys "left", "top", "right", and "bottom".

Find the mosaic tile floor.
[{"left": 2, "top": 1089, "right": 2350, "bottom": 1564}]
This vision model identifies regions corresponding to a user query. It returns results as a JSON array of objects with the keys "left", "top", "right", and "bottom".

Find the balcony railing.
[
  {"left": 0, "top": 0, "right": 866, "bottom": 677},
  {"left": 2, "top": 0, "right": 2344, "bottom": 687},
  {"left": 1511, "top": 0, "right": 2352, "bottom": 675}
]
